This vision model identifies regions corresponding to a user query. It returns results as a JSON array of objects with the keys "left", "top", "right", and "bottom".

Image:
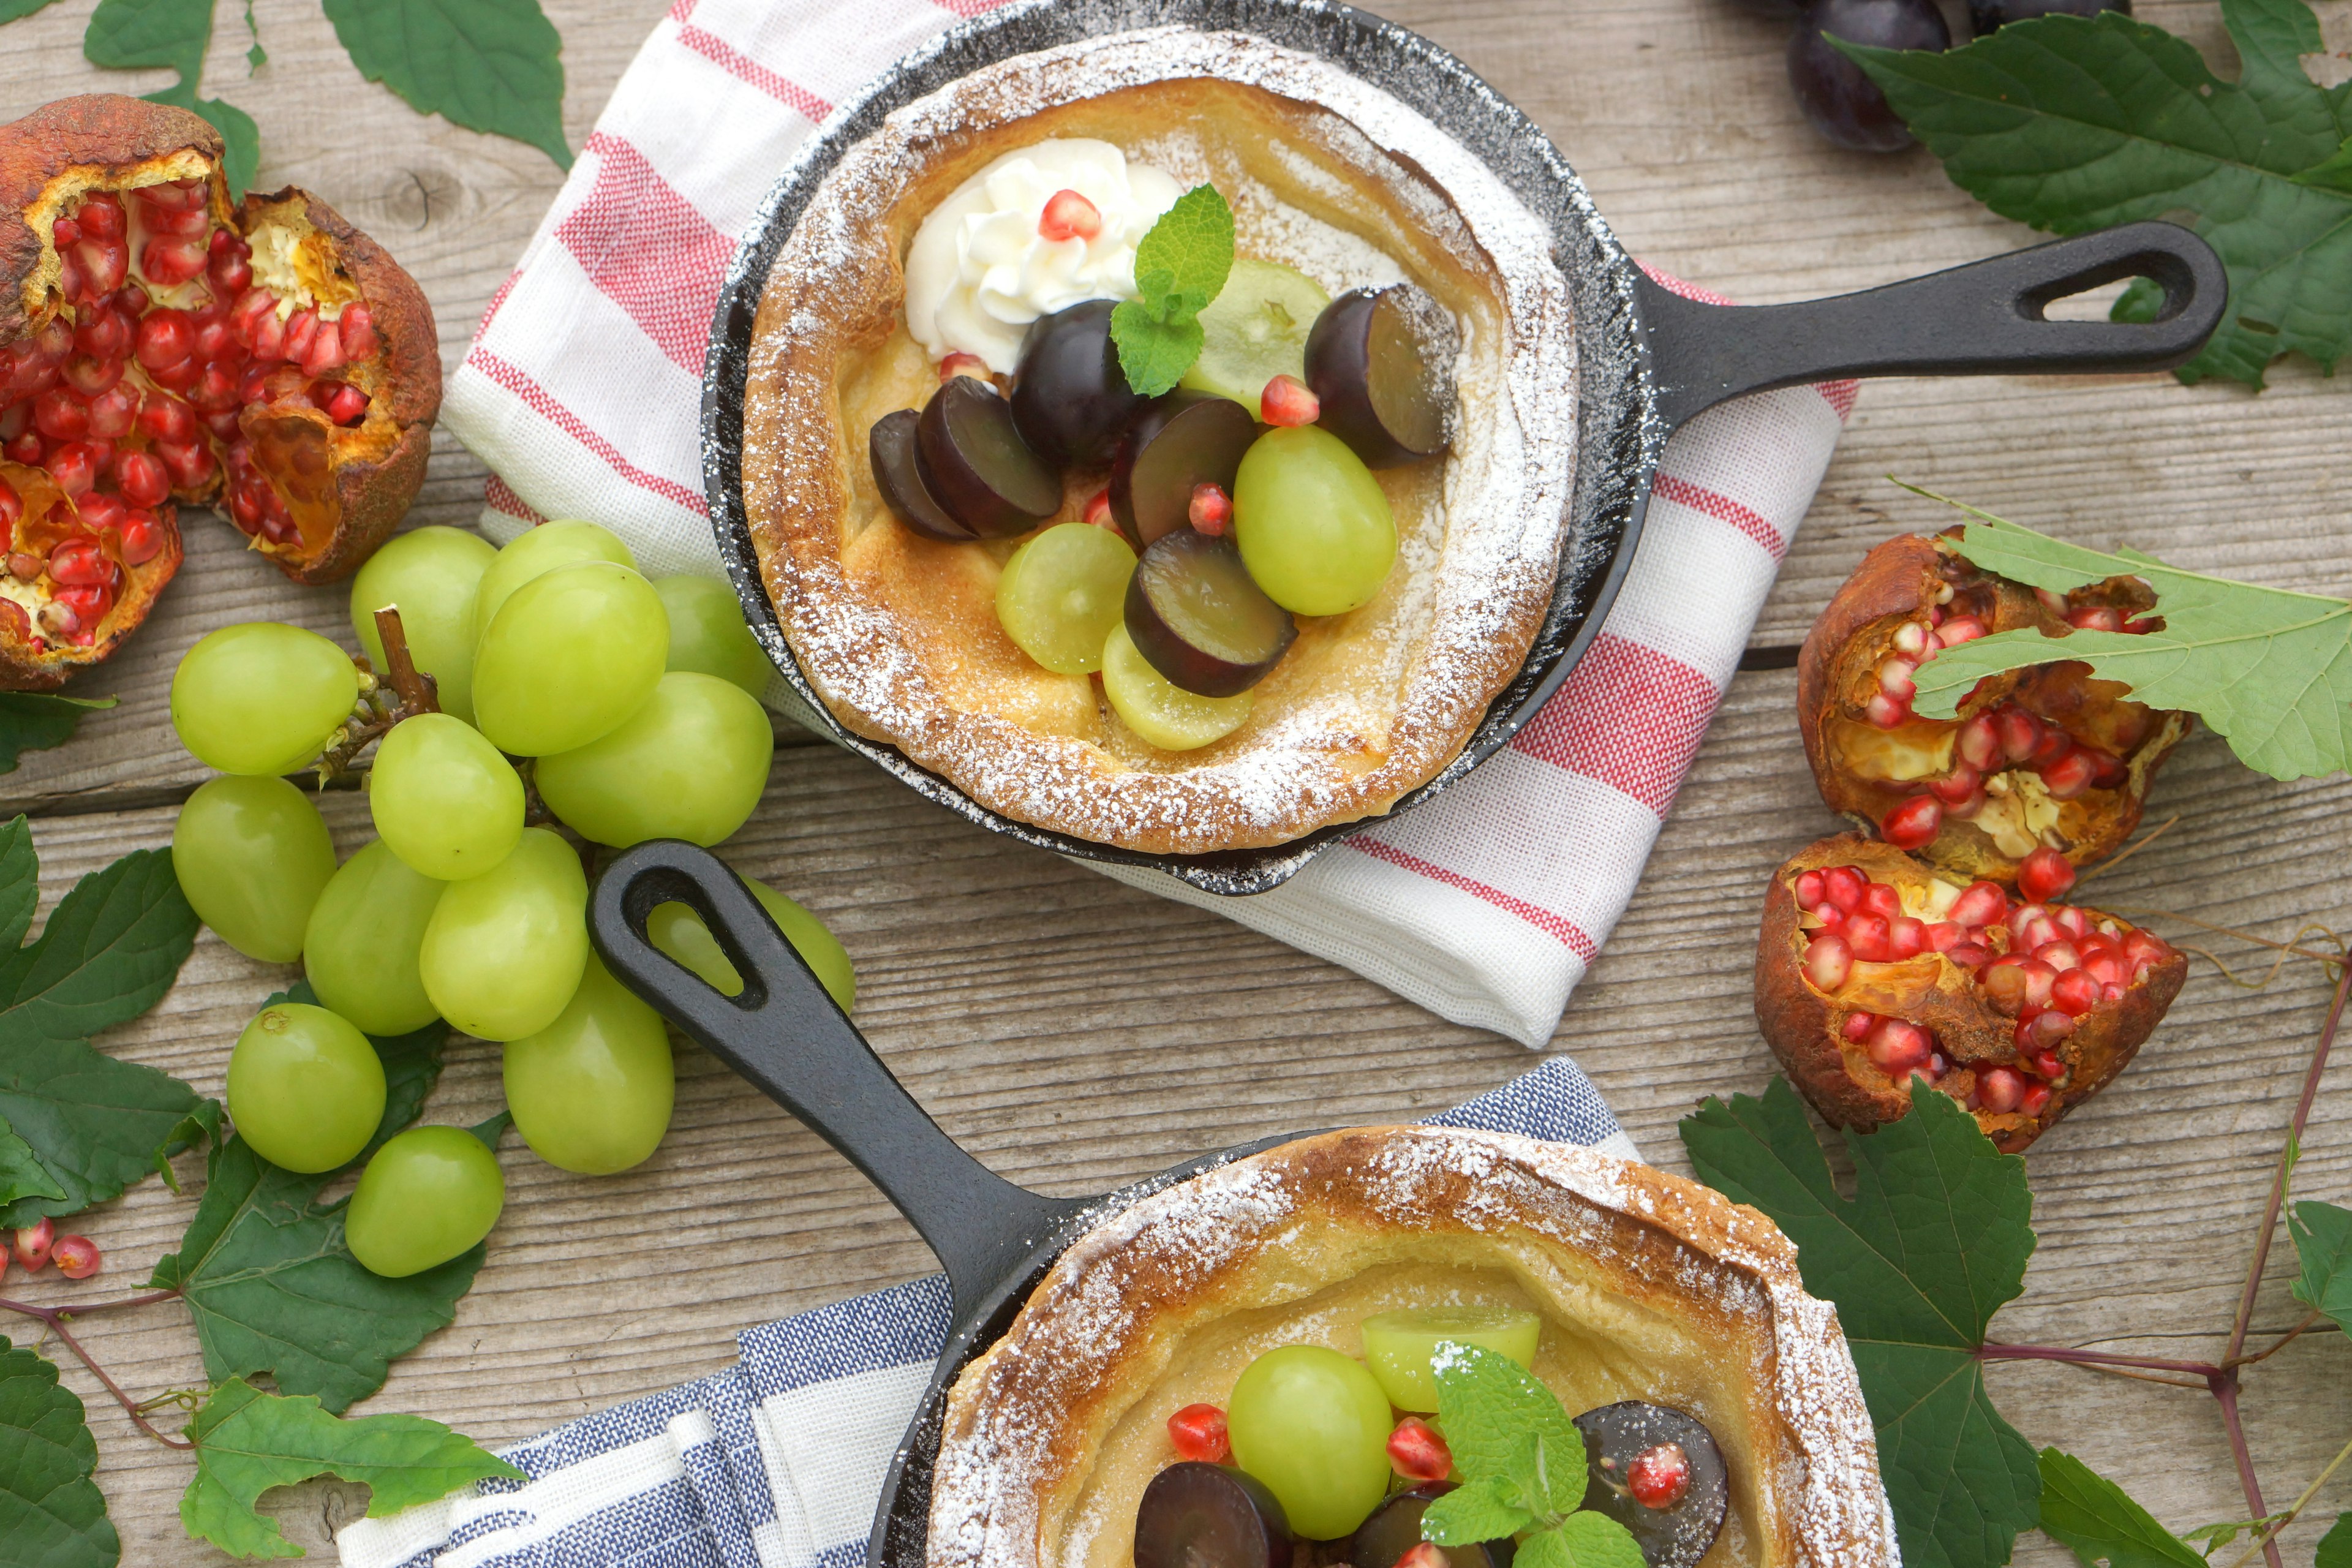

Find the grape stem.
[
  {"left": 371, "top": 606, "right": 440, "bottom": 716},
  {"left": 0, "top": 1287, "right": 191, "bottom": 1447}
]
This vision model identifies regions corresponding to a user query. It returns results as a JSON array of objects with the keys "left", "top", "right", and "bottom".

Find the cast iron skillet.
[
  {"left": 591, "top": 839, "right": 1303, "bottom": 1568},
  {"left": 701, "top": 0, "right": 2226, "bottom": 897}
]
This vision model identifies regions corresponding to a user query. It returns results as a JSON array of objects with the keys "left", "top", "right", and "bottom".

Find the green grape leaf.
[
  {"left": 467, "top": 1109, "right": 511, "bottom": 1148},
  {"left": 0, "top": 815, "right": 38, "bottom": 952},
  {"left": 188, "top": 97, "right": 259, "bottom": 200},
  {"left": 153, "top": 1096, "right": 223, "bottom": 1191},
  {"left": 1518, "top": 1513, "right": 1646, "bottom": 1568},
  {"left": 1433, "top": 1342, "right": 1589, "bottom": 1522},
  {"left": 81, "top": 0, "right": 262, "bottom": 196},
  {"left": 2288, "top": 1199, "right": 2352, "bottom": 1335},
  {"left": 1422, "top": 1476, "right": 1531, "bottom": 1547},
  {"left": 1903, "top": 496, "right": 2352, "bottom": 781},
  {"left": 181, "top": 1378, "right": 522, "bottom": 1559},
  {"left": 1111, "top": 184, "right": 1234, "bottom": 393},
  {"left": 0, "top": 0, "right": 66, "bottom": 19},
  {"left": 1837, "top": 0, "right": 2352, "bottom": 387},
  {"left": 0, "top": 1113, "right": 67, "bottom": 1210},
  {"left": 0, "top": 1334, "right": 118, "bottom": 1568},
  {"left": 322, "top": 0, "right": 570, "bottom": 170},
  {"left": 2037, "top": 1449, "right": 2204, "bottom": 1568},
  {"left": 2180, "top": 1516, "right": 2288, "bottom": 1556},
  {"left": 1679, "top": 1078, "right": 2040, "bottom": 1568},
  {"left": 0, "top": 694, "right": 113, "bottom": 778},
  {"left": 2316, "top": 1513, "right": 2352, "bottom": 1568}
]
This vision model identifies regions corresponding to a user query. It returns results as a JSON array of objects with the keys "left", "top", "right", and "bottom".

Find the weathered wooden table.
[{"left": 1, "top": 1, "right": 2347, "bottom": 1560}]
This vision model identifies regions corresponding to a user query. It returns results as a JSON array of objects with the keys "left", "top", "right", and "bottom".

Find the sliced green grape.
[
  {"left": 534, "top": 672, "right": 772, "bottom": 848},
  {"left": 344, "top": 1125, "right": 504, "bottom": 1278},
  {"left": 172, "top": 775, "right": 337, "bottom": 962},
  {"left": 1360, "top": 1305, "right": 1542, "bottom": 1412},
  {"left": 418, "top": 827, "right": 588, "bottom": 1041},
  {"left": 370, "top": 714, "right": 526, "bottom": 880},
  {"left": 502, "top": 954, "right": 674, "bottom": 1175},
  {"left": 1233, "top": 425, "right": 1397, "bottom": 616},
  {"left": 171, "top": 623, "right": 358, "bottom": 775},
  {"left": 997, "top": 522, "right": 1136, "bottom": 675},
  {"left": 470, "top": 519, "right": 635, "bottom": 646},
  {"left": 352, "top": 526, "right": 498, "bottom": 724},
  {"left": 224, "top": 1001, "right": 386, "bottom": 1174},
  {"left": 1101, "top": 623, "right": 1251, "bottom": 751},
  {"left": 303, "top": 839, "right": 445, "bottom": 1036},
  {"left": 1226, "top": 1345, "right": 1393, "bottom": 1539},
  {"left": 646, "top": 875, "right": 855, "bottom": 1012},
  {"left": 655, "top": 575, "right": 769, "bottom": 696},
  {"left": 472, "top": 562, "right": 669, "bottom": 756},
  {"left": 1182, "top": 257, "right": 1332, "bottom": 408}
]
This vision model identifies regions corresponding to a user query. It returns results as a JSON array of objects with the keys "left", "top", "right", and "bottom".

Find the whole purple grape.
[
  {"left": 1787, "top": 0, "right": 1952, "bottom": 154},
  {"left": 1969, "top": 0, "right": 2130, "bottom": 31}
]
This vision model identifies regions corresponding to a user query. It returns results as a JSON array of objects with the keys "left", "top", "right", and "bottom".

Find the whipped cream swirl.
[{"left": 903, "top": 139, "right": 1182, "bottom": 374}]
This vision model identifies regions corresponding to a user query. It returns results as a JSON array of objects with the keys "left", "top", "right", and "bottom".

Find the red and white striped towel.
[{"left": 445, "top": 0, "right": 1855, "bottom": 1049}]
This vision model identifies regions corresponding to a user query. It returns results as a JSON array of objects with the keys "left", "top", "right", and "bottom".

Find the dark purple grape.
[
  {"left": 1135, "top": 1462, "right": 1293, "bottom": 1568},
  {"left": 1787, "top": 0, "right": 1950, "bottom": 153},
  {"left": 914, "top": 375, "right": 1062, "bottom": 538},
  {"left": 1348, "top": 1484, "right": 1514, "bottom": 1568},
  {"left": 1303, "top": 286, "right": 1457, "bottom": 470},
  {"left": 1125, "top": 529, "right": 1296, "bottom": 697},
  {"left": 869, "top": 409, "right": 976, "bottom": 542},
  {"left": 1109, "top": 391, "right": 1261, "bottom": 551},
  {"left": 1969, "top": 0, "right": 2128, "bottom": 30},
  {"left": 1572, "top": 1403, "right": 1728, "bottom": 1568},
  {"left": 1011, "top": 299, "right": 1152, "bottom": 469}
]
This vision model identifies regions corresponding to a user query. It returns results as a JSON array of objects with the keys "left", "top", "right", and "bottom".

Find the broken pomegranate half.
[
  {"left": 0, "top": 94, "right": 438, "bottom": 687},
  {"left": 1755, "top": 834, "right": 2185, "bottom": 1150},
  {"left": 1798, "top": 532, "right": 2188, "bottom": 883}
]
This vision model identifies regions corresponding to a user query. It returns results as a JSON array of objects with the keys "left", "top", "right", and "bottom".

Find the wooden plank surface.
[{"left": 0, "top": 0, "right": 2343, "bottom": 1563}]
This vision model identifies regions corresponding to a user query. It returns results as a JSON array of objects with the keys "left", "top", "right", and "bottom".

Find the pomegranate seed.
[
  {"left": 2015, "top": 914, "right": 2060, "bottom": 952},
  {"left": 74, "top": 311, "right": 130, "bottom": 361},
  {"left": 935, "top": 351, "right": 990, "bottom": 386},
  {"left": 1844, "top": 913, "right": 1893, "bottom": 963},
  {"left": 1082, "top": 489, "right": 1114, "bottom": 530},
  {"left": 32, "top": 387, "right": 88, "bottom": 441},
  {"left": 143, "top": 200, "right": 208, "bottom": 238},
  {"left": 1795, "top": 870, "right": 1826, "bottom": 908},
  {"left": 2050, "top": 968, "right": 2100, "bottom": 1016},
  {"left": 154, "top": 437, "right": 215, "bottom": 488},
  {"left": 1036, "top": 188, "right": 1103, "bottom": 242},
  {"left": 282, "top": 308, "right": 320, "bottom": 364},
  {"left": 50, "top": 1234, "right": 99, "bottom": 1280},
  {"left": 136, "top": 309, "right": 194, "bottom": 371},
  {"left": 1948, "top": 882, "right": 2008, "bottom": 929},
  {"left": 1627, "top": 1442, "right": 1691, "bottom": 1509},
  {"left": 323, "top": 383, "right": 369, "bottom": 425},
  {"left": 2081, "top": 951, "right": 2128, "bottom": 989},
  {"left": 119, "top": 510, "right": 164, "bottom": 564},
  {"left": 0, "top": 475, "right": 17, "bottom": 533},
  {"left": 1927, "top": 763, "right": 1981, "bottom": 805},
  {"left": 2123, "top": 929, "right": 2171, "bottom": 966},
  {"left": 75, "top": 494, "right": 124, "bottom": 535},
  {"left": 2020, "top": 1084, "right": 2052, "bottom": 1116},
  {"left": 86, "top": 384, "right": 135, "bottom": 439},
  {"left": 192, "top": 313, "right": 236, "bottom": 364},
  {"left": 0, "top": 402, "right": 26, "bottom": 443},
  {"left": 78, "top": 236, "right": 128, "bottom": 296},
  {"left": 2053, "top": 906, "right": 2092, "bottom": 941},
  {"left": 1937, "top": 614, "right": 1988, "bottom": 646},
  {"left": 55, "top": 584, "right": 108, "bottom": 627},
  {"left": 1947, "top": 941, "right": 1994, "bottom": 970},
  {"left": 1925, "top": 921, "right": 1965, "bottom": 952},
  {"left": 13, "top": 1216, "right": 53, "bottom": 1269},
  {"left": 1860, "top": 883, "right": 1902, "bottom": 921},
  {"left": 209, "top": 246, "right": 252, "bottom": 295},
  {"left": 46, "top": 442, "right": 99, "bottom": 496},
  {"left": 2034, "top": 940, "right": 2081, "bottom": 973},
  {"left": 1891, "top": 620, "right": 1931, "bottom": 657},
  {"left": 194, "top": 360, "right": 241, "bottom": 412},
  {"left": 2026, "top": 1009, "right": 2076, "bottom": 1049},
  {"left": 2124, "top": 616, "right": 2162, "bottom": 635},
  {"left": 1888, "top": 916, "right": 1928, "bottom": 960},
  {"left": 337, "top": 303, "right": 379, "bottom": 361},
  {"left": 114, "top": 449, "right": 170, "bottom": 507},
  {"left": 137, "top": 389, "right": 197, "bottom": 443},
  {"left": 76, "top": 194, "right": 124, "bottom": 240},
  {"left": 1880, "top": 794, "right": 1943, "bottom": 850},
  {"left": 50, "top": 215, "right": 80, "bottom": 249},
  {"left": 7, "top": 552, "right": 38, "bottom": 581},
  {"left": 141, "top": 234, "right": 208, "bottom": 286},
  {"left": 38, "top": 600, "right": 77, "bottom": 636},
  {"left": 1822, "top": 866, "right": 1868, "bottom": 912},
  {"left": 231, "top": 286, "right": 277, "bottom": 336},
  {"left": 1945, "top": 785, "right": 1990, "bottom": 821},
  {"left": 1395, "top": 1546, "right": 1449, "bottom": 1568},
  {"left": 2027, "top": 1049, "right": 2065, "bottom": 1080},
  {"left": 202, "top": 408, "right": 242, "bottom": 440},
  {"left": 1167, "top": 1404, "right": 1229, "bottom": 1463},
  {"left": 1388, "top": 1416, "right": 1452, "bottom": 1480},
  {"left": 1977, "top": 1067, "right": 2027, "bottom": 1114},
  {"left": 1868, "top": 1017, "right": 1933, "bottom": 1076},
  {"left": 2018, "top": 846, "right": 2076, "bottom": 903},
  {"left": 58, "top": 353, "right": 122, "bottom": 399},
  {"left": 2066, "top": 605, "right": 2124, "bottom": 633},
  {"left": 1189, "top": 481, "right": 1233, "bottom": 536},
  {"left": 1842, "top": 1012, "right": 1879, "bottom": 1042},
  {"left": 1810, "top": 901, "right": 1845, "bottom": 928},
  {"left": 47, "top": 538, "right": 106, "bottom": 586},
  {"left": 1260, "top": 374, "right": 1320, "bottom": 427},
  {"left": 2028, "top": 729, "right": 2073, "bottom": 772},
  {"left": 1805, "top": 932, "right": 1853, "bottom": 991},
  {"left": 2086, "top": 749, "right": 2128, "bottom": 790},
  {"left": 1980, "top": 957, "right": 2030, "bottom": 1013},
  {"left": 1878, "top": 657, "right": 1917, "bottom": 701},
  {"left": 1864, "top": 692, "right": 1910, "bottom": 728},
  {"left": 300, "top": 320, "right": 345, "bottom": 375},
  {"left": 1996, "top": 707, "right": 2043, "bottom": 763},
  {"left": 248, "top": 307, "right": 285, "bottom": 361},
  {"left": 3, "top": 432, "right": 39, "bottom": 465},
  {"left": 55, "top": 246, "right": 85, "bottom": 304}
]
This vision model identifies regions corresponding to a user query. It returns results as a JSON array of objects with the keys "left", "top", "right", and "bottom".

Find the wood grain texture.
[{"left": 0, "top": 0, "right": 2340, "bottom": 1563}]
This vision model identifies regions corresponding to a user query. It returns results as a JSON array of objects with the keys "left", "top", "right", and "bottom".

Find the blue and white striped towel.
[{"left": 337, "top": 1059, "right": 1633, "bottom": 1568}]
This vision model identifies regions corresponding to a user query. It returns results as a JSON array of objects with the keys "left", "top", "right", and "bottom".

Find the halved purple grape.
[
  {"left": 870, "top": 409, "right": 977, "bottom": 542},
  {"left": 1349, "top": 1483, "right": 1514, "bottom": 1568},
  {"left": 1109, "top": 391, "right": 1261, "bottom": 551},
  {"left": 1125, "top": 529, "right": 1296, "bottom": 698},
  {"left": 1303, "top": 286, "right": 1458, "bottom": 469},
  {"left": 1135, "top": 1462, "right": 1294, "bottom": 1568},
  {"left": 1573, "top": 1403, "right": 1728, "bottom": 1568},
  {"left": 915, "top": 375, "right": 1062, "bottom": 538},
  {"left": 1011, "top": 299, "right": 1151, "bottom": 469}
]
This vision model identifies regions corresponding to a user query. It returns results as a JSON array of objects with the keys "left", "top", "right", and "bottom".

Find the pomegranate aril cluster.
[{"left": 0, "top": 1215, "right": 99, "bottom": 1281}]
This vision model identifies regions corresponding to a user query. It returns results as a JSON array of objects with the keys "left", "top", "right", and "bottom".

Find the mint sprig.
[
  {"left": 1419, "top": 1344, "right": 1644, "bottom": 1568},
  {"left": 1111, "top": 184, "right": 1235, "bottom": 397}
]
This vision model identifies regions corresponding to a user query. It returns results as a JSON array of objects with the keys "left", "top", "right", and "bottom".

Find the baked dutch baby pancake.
[
  {"left": 740, "top": 24, "right": 1575, "bottom": 855},
  {"left": 929, "top": 1127, "right": 1896, "bottom": 1568}
]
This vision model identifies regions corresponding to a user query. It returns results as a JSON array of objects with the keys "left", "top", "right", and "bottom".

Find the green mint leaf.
[
  {"left": 1679, "top": 1078, "right": 2040, "bottom": 1568},
  {"left": 1515, "top": 1513, "right": 1647, "bottom": 1568},
  {"left": 2289, "top": 1199, "right": 2352, "bottom": 1333},
  {"left": 1836, "top": 1, "right": 2352, "bottom": 387},
  {"left": 1111, "top": 303, "right": 1204, "bottom": 398},
  {"left": 323, "top": 0, "right": 571, "bottom": 170},
  {"left": 2317, "top": 1513, "right": 2352, "bottom": 1568},
  {"left": 1902, "top": 497, "right": 2352, "bottom": 780},
  {"left": 0, "top": 693, "right": 112, "bottom": 777},
  {"left": 1422, "top": 1476, "right": 1532, "bottom": 1546},
  {"left": 181, "top": 1378, "right": 523, "bottom": 1559},
  {"left": 1132, "top": 183, "right": 1235, "bottom": 321},
  {"left": 1433, "top": 1341, "right": 1588, "bottom": 1522},
  {"left": 2037, "top": 1449, "right": 2204, "bottom": 1568},
  {"left": 0, "top": 1334, "right": 118, "bottom": 1568}
]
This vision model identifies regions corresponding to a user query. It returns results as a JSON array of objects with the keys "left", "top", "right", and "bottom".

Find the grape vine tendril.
[{"left": 0, "top": 1287, "right": 189, "bottom": 1447}]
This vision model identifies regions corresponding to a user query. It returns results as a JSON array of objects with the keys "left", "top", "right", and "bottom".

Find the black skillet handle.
[
  {"left": 1638, "top": 221, "right": 2226, "bottom": 431},
  {"left": 590, "top": 840, "right": 1080, "bottom": 1317}
]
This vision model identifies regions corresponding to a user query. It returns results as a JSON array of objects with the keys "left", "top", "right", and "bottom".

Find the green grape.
[
  {"left": 418, "top": 827, "right": 589, "bottom": 1041},
  {"left": 470, "top": 519, "right": 635, "bottom": 646},
  {"left": 1226, "top": 1345, "right": 1393, "bottom": 1538},
  {"left": 655, "top": 575, "right": 769, "bottom": 696},
  {"left": 369, "top": 714, "right": 526, "bottom": 880},
  {"left": 1360, "top": 1305, "right": 1542, "bottom": 1412},
  {"left": 1233, "top": 426, "right": 1397, "bottom": 616},
  {"left": 1101, "top": 623, "right": 1251, "bottom": 751},
  {"left": 304, "top": 840, "right": 445, "bottom": 1035},
  {"left": 172, "top": 776, "right": 337, "bottom": 962},
  {"left": 171, "top": 622, "right": 359, "bottom": 775},
  {"left": 472, "top": 562, "right": 669, "bottom": 756},
  {"left": 352, "top": 526, "right": 498, "bottom": 723},
  {"left": 646, "top": 875, "right": 855, "bottom": 1012},
  {"left": 344, "top": 1125, "right": 505, "bottom": 1278},
  {"left": 1181, "top": 258, "right": 1331, "bottom": 408},
  {"left": 224, "top": 1001, "right": 386, "bottom": 1173},
  {"left": 996, "top": 523, "right": 1136, "bottom": 675},
  {"left": 502, "top": 954, "right": 674, "bottom": 1175},
  {"left": 535, "top": 672, "right": 771, "bottom": 848}
]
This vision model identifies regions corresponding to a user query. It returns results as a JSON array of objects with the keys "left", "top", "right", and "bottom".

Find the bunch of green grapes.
[{"left": 169, "top": 521, "right": 858, "bottom": 1272}]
